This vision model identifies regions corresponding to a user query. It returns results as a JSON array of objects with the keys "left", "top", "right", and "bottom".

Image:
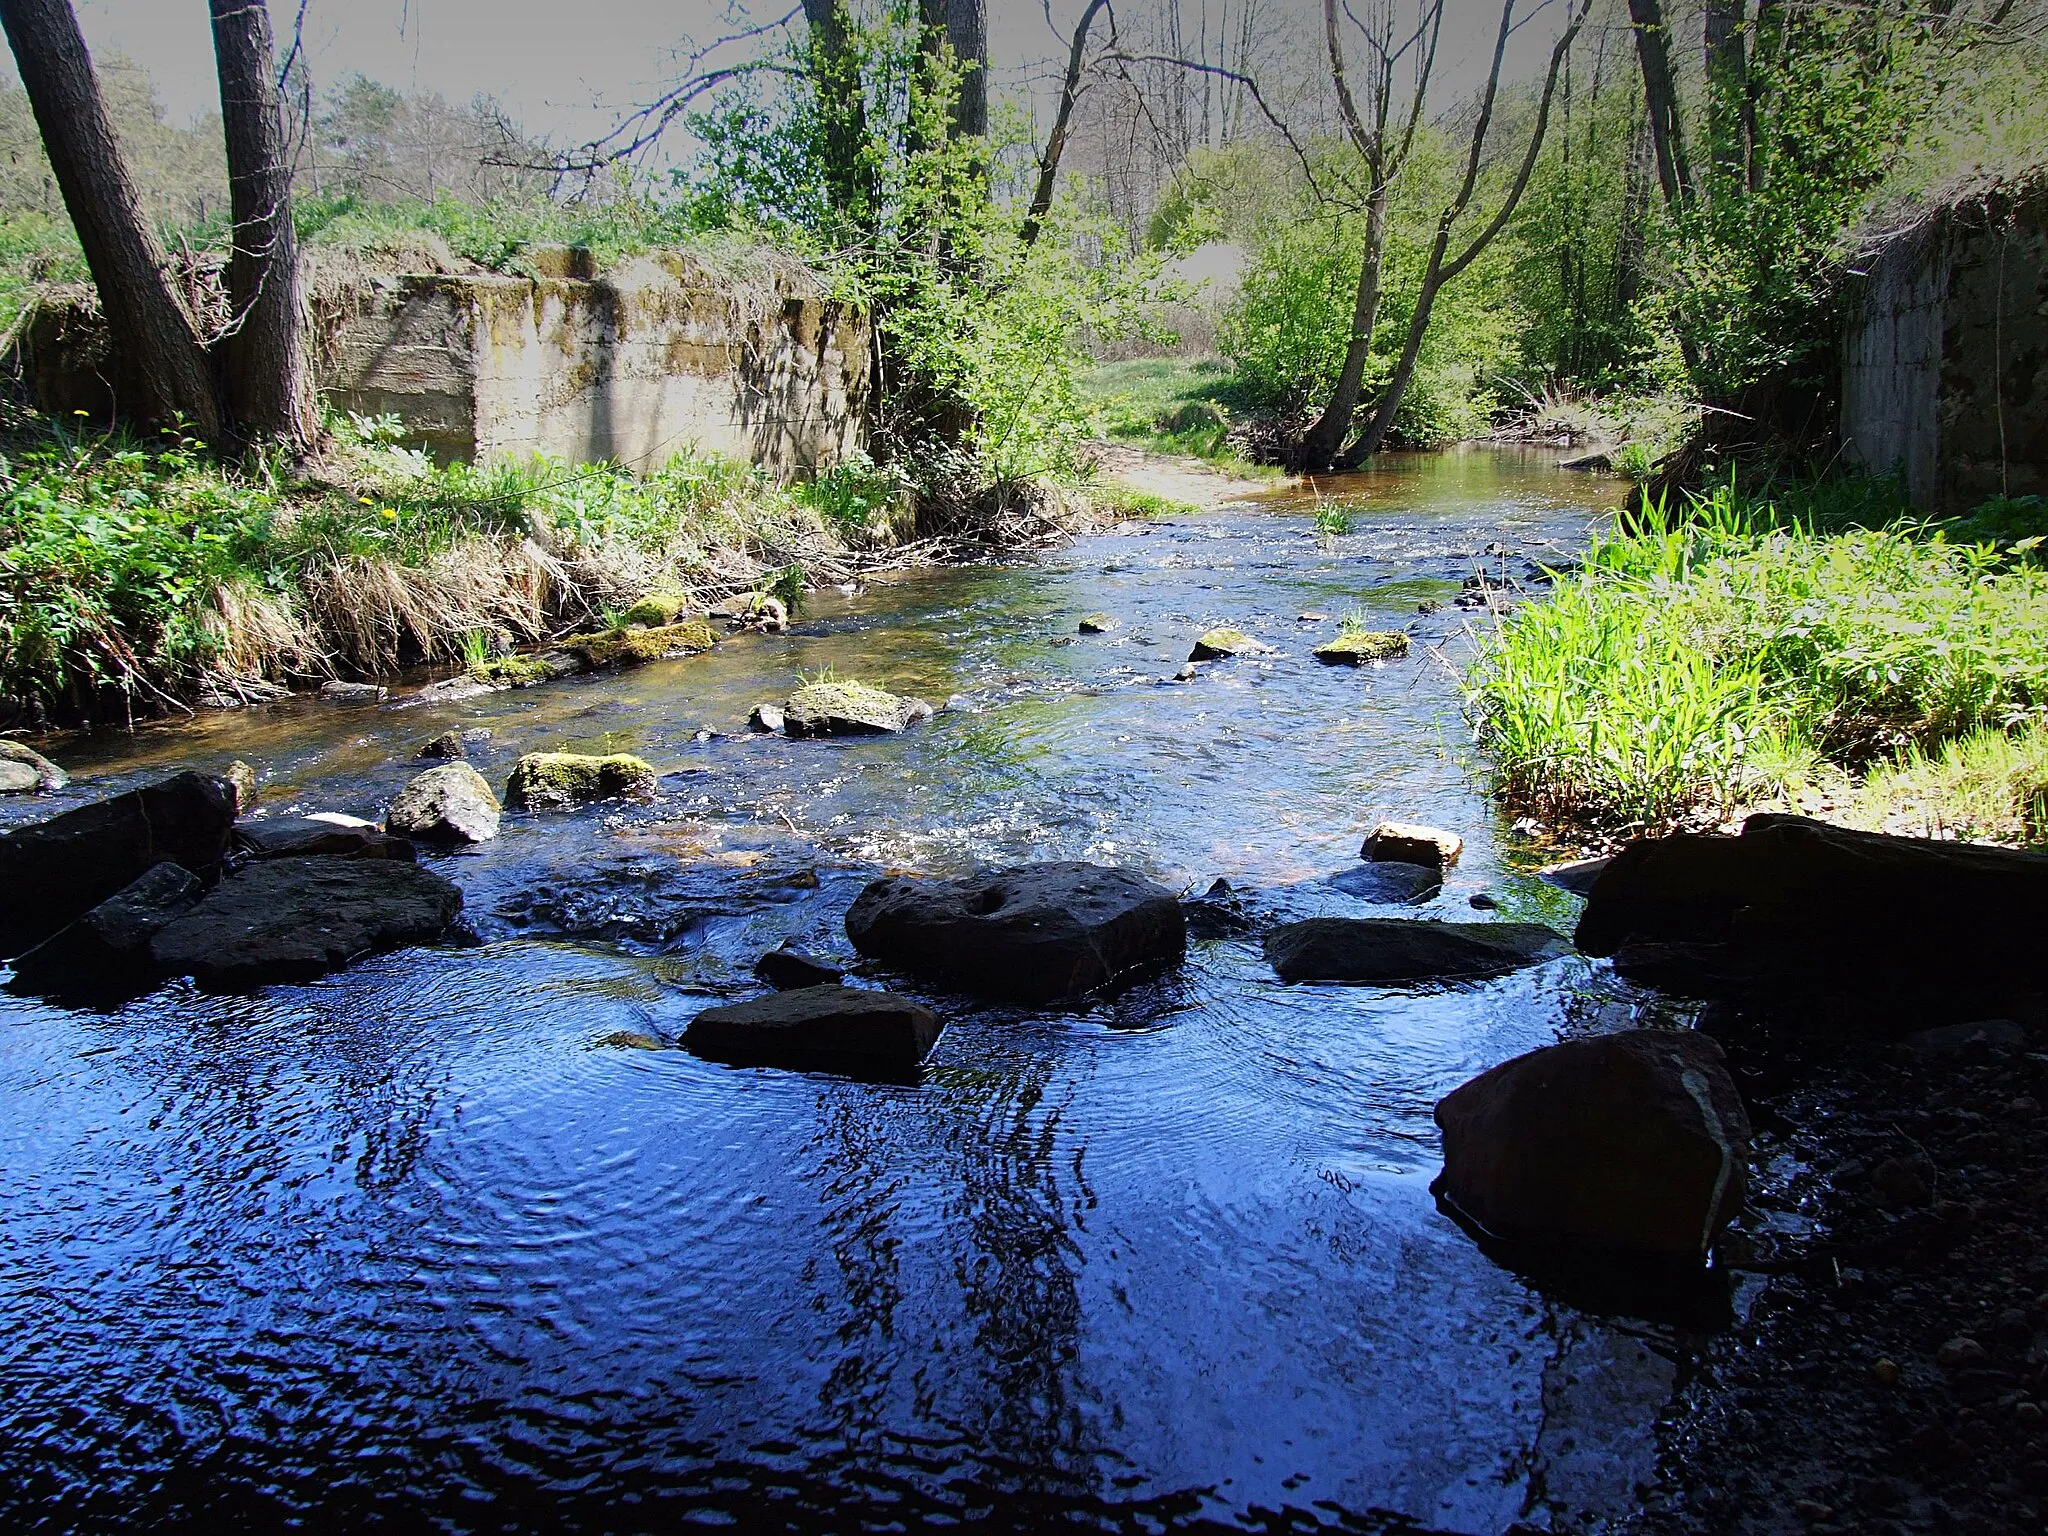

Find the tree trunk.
[
  {"left": 801, "top": 0, "right": 876, "bottom": 236},
  {"left": 919, "top": 0, "right": 987, "bottom": 141},
  {"left": 0, "top": 0, "right": 220, "bottom": 434},
  {"left": 1020, "top": 0, "right": 1108, "bottom": 249},
  {"left": 1295, "top": 183, "right": 1389, "bottom": 472},
  {"left": 210, "top": 0, "right": 315, "bottom": 451},
  {"left": 1703, "top": 0, "right": 1755, "bottom": 191},
  {"left": 1625, "top": 0, "right": 1693, "bottom": 209}
]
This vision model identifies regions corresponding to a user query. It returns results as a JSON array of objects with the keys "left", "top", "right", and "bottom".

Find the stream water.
[{"left": 1, "top": 448, "right": 1704, "bottom": 1533}]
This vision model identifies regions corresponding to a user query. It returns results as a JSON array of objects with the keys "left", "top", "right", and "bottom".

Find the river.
[{"left": 0, "top": 448, "right": 1706, "bottom": 1533}]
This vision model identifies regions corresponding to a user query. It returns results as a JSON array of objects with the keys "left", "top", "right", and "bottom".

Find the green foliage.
[
  {"left": 1084, "top": 484, "right": 1198, "bottom": 520},
  {"left": 296, "top": 192, "right": 712, "bottom": 276},
  {"left": 1469, "top": 480, "right": 2048, "bottom": 832},
  {"left": 795, "top": 450, "right": 910, "bottom": 536}
]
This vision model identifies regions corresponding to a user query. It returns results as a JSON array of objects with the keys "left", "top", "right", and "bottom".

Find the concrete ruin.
[
  {"left": 1841, "top": 178, "right": 2046, "bottom": 510},
  {"left": 18, "top": 244, "right": 871, "bottom": 478}
]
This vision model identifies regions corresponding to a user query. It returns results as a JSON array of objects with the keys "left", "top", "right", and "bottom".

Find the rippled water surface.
[{"left": 0, "top": 450, "right": 1686, "bottom": 1533}]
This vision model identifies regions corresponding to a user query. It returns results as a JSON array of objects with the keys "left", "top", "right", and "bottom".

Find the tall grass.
[{"left": 1468, "top": 481, "right": 2048, "bottom": 837}]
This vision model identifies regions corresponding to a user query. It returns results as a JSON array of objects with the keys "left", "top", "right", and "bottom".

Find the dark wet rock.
[
  {"left": 1362, "top": 820, "right": 1463, "bottom": 869},
  {"left": 9, "top": 861, "right": 202, "bottom": 995},
  {"left": 1468, "top": 892, "right": 1498, "bottom": 910},
  {"left": 1538, "top": 856, "right": 1610, "bottom": 896},
  {"left": 1313, "top": 630, "right": 1409, "bottom": 665},
  {"left": 406, "top": 675, "right": 502, "bottom": 706},
  {"left": 0, "top": 771, "right": 237, "bottom": 955},
  {"left": 1900, "top": 1018, "right": 2029, "bottom": 1057},
  {"left": 235, "top": 816, "right": 416, "bottom": 862},
  {"left": 684, "top": 985, "right": 942, "bottom": 1073},
  {"left": 386, "top": 763, "right": 501, "bottom": 844},
  {"left": 1183, "top": 884, "right": 1257, "bottom": 939},
  {"left": 417, "top": 729, "right": 469, "bottom": 760},
  {"left": 150, "top": 856, "right": 463, "bottom": 990},
  {"left": 1872, "top": 1152, "right": 1936, "bottom": 1208},
  {"left": 749, "top": 702, "right": 785, "bottom": 733},
  {"left": 782, "top": 681, "right": 928, "bottom": 738},
  {"left": 1434, "top": 1028, "right": 1750, "bottom": 1260},
  {"left": 1265, "top": 918, "right": 1566, "bottom": 984},
  {"left": 846, "top": 862, "right": 1187, "bottom": 1004},
  {"left": 1575, "top": 815, "right": 2048, "bottom": 1015},
  {"left": 1611, "top": 939, "right": 1764, "bottom": 996},
  {"left": 318, "top": 680, "right": 387, "bottom": 703},
  {"left": 1325, "top": 861, "right": 1442, "bottom": 904},
  {"left": 1078, "top": 612, "right": 1118, "bottom": 633},
  {"left": 504, "top": 752, "right": 661, "bottom": 810},
  {"left": 753, "top": 947, "right": 845, "bottom": 990},
  {"left": 0, "top": 740, "right": 66, "bottom": 794},
  {"left": 1188, "top": 628, "right": 1275, "bottom": 661}
]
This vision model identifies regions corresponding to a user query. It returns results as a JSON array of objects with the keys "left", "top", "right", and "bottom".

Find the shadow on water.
[{"left": 0, "top": 448, "right": 1706, "bottom": 1534}]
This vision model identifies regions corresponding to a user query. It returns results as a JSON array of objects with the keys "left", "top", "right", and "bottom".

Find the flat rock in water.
[
  {"left": 406, "top": 675, "right": 501, "bottom": 706},
  {"left": 9, "top": 862, "right": 202, "bottom": 995},
  {"left": 753, "top": 948, "right": 845, "bottom": 989},
  {"left": 1078, "top": 612, "right": 1118, "bottom": 633},
  {"left": 1899, "top": 1018, "right": 2030, "bottom": 1057},
  {"left": 235, "top": 816, "right": 415, "bottom": 861},
  {"left": 1265, "top": 918, "right": 1566, "bottom": 983},
  {"left": 0, "top": 740, "right": 66, "bottom": 794},
  {"left": 1325, "top": 861, "right": 1442, "bottom": 904},
  {"left": 1434, "top": 1028, "right": 1750, "bottom": 1260},
  {"left": 1362, "top": 820, "right": 1463, "bottom": 869},
  {"left": 1313, "top": 631, "right": 1409, "bottom": 665},
  {"left": 1188, "top": 628, "right": 1274, "bottom": 661},
  {"left": 504, "top": 752, "right": 661, "bottom": 810},
  {"left": 1539, "top": 856, "right": 1610, "bottom": 896},
  {"left": 782, "top": 682, "right": 927, "bottom": 737},
  {"left": 387, "top": 762, "right": 501, "bottom": 844},
  {"left": 319, "top": 680, "right": 388, "bottom": 703},
  {"left": 150, "top": 856, "right": 463, "bottom": 991},
  {"left": 684, "top": 986, "right": 941, "bottom": 1072},
  {"left": 846, "top": 862, "right": 1187, "bottom": 1004},
  {"left": 0, "top": 771, "right": 236, "bottom": 955}
]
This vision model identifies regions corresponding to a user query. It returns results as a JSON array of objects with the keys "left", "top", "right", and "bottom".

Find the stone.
[
  {"left": 149, "top": 857, "right": 463, "bottom": 990},
  {"left": 782, "top": 681, "right": 928, "bottom": 738},
  {"left": 234, "top": 816, "right": 416, "bottom": 861},
  {"left": 1936, "top": 1336, "right": 1988, "bottom": 1370},
  {"left": 1433, "top": 1028, "right": 1751, "bottom": 1260},
  {"left": 1558, "top": 450, "right": 1613, "bottom": 471},
  {"left": 1313, "top": 630, "right": 1410, "bottom": 665},
  {"left": 1901, "top": 1019, "right": 2029, "bottom": 1057},
  {"left": 620, "top": 592, "right": 688, "bottom": 629},
  {"left": 684, "top": 985, "right": 942, "bottom": 1073},
  {"left": 386, "top": 763, "right": 501, "bottom": 844},
  {"left": 1078, "top": 612, "right": 1118, "bottom": 633},
  {"left": 753, "top": 947, "right": 847, "bottom": 990},
  {"left": 417, "top": 729, "right": 469, "bottom": 761},
  {"left": 1539, "top": 856, "right": 1611, "bottom": 896},
  {"left": 563, "top": 619, "right": 717, "bottom": 668},
  {"left": 1265, "top": 918, "right": 1566, "bottom": 984},
  {"left": 749, "top": 702, "right": 785, "bottom": 733},
  {"left": 504, "top": 752, "right": 661, "bottom": 810},
  {"left": 1188, "top": 628, "right": 1274, "bottom": 661},
  {"left": 1324, "top": 861, "right": 1442, "bottom": 904},
  {"left": 469, "top": 653, "right": 561, "bottom": 688},
  {"left": 0, "top": 740, "right": 66, "bottom": 793},
  {"left": 0, "top": 771, "right": 237, "bottom": 955},
  {"left": 1469, "top": 892, "right": 1499, "bottom": 910},
  {"left": 845, "top": 862, "right": 1187, "bottom": 1005},
  {"left": 9, "top": 862, "right": 203, "bottom": 995},
  {"left": 406, "top": 675, "right": 502, "bottom": 706},
  {"left": 1873, "top": 1154, "right": 1936, "bottom": 1208},
  {"left": 1573, "top": 815, "right": 2048, "bottom": 1012},
  {"left": 223, "top": 760, "right": 258, "bottom": 813},
  {"left": 1362, "top": 821, "right": 1464, "bottom": 869},
  {"left": 318, "top": 680, "right": 388, "bottom": 703}
]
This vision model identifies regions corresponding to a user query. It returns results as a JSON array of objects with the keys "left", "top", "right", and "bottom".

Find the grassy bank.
[
  {"left": 1079, "top": 358, "right": 1277, "bottom": 475},
  {"left": 1467, "top": 481, "right": 2048, "bottom": 846}
]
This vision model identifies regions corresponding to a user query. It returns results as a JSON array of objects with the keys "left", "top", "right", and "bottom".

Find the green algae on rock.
[
  {"left": 620, "top": 592, "right": 689, "bottom": 629},
  {"left": 1314, "top": 630, "right": 1410, "bottom": 665},
  {"left": 782, "top": 681, "right": 929, "bottom": 737},
  {"left": 504, "top": 752, "right": 662, "bottom": 810},
  {"left": 564, "top": 619, "right": 717, "bottom": 669},
  {"left": 1189, "top": 628, "right": 1275, "bottom": 661}
]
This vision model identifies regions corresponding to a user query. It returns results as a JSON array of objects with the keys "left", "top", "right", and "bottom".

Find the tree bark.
[
  {"left": 1626, "top": 0, "right": 1693, "bottom": 210},
  {"left": 801, "top": 0, "right": 877, "bottom": 235},
  {"left": 920, "top": 0, "right": 987, "bottom": 141},
  {"left": 1020, "top": 0, "right": 1109, "bottom": 249},
  {"left": 0, "top": 0, "right": 220, "bottom": 434},
  {"left": 1297, "top": 184, "right": 1389, "bottom": 471},
  {"left": 210, "top": 0, "right": 316, "bottom": 451},
  {"left": 1703, "top": 0, "right": 1755, "bottom": 191}
]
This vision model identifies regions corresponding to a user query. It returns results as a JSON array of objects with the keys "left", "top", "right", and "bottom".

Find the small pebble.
[
  {"left": 2011, "top": 1096, "right": 2040, "bottom": 1116},
  {"left": 1791, "top": 1500, "right": 1831, "bottom": 1522},
  {"left": 2019, "top": 1401, "right": 2044, "bottom": 1427},
  {"left": 1873, "top": 1358, "right": 1900, "bottom": 1386},
  {"left": 1936, "top": 1336, "right": 1988, "bottom": 1369}
]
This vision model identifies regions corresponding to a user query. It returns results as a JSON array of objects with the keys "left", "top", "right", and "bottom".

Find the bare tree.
[
  {"left": 1021, "top": 0, "right": 1114, "bottom": 248},
  {"left": 0, "top": 0, "right": 220, "bottom": 433},
  {"left": 1625, "top": 0, "right": 1692, "bottom": 209},
  {"left": 1347, "top": 0, "right": 1593, "bottom": 462},
  {"left": 1294, "top": 0, "right": 1442, "bottom": 472},
  {"left": 209, "top": 0, "right": 315, "bottom": 451}
]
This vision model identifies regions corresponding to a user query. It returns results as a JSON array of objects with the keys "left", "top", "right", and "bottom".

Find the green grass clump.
[
  {"left": 1078, "top": 358, "right": 1271, "bottom": 471},
  {"left": 295, "top": 193, "right": 716, "bottom": 278},
  {"left": 1468, "top": 480, "right": 2048, "bottom": 837},
  {"left": 1084, "top": 484, "right": 1199, "bottom": 520}
]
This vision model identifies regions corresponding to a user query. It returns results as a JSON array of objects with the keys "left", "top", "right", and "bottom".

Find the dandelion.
[
  {"left": 381, "top": 507, "right": 398, "bottom": 521},
  {"left": 72, "top": 409, "right": 89, "bottom": 417},
  {"left": 358, "top": 495, "right": 374, "bottom": 505}
]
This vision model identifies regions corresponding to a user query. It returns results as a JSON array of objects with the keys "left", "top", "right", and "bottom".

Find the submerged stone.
[
  {"left": 504, "top": 752, "right": 661, "bottom": 811},
  {"left": 1188, "top": 628, "right": 1274, "bottom": 661},
  {"left": 1264, "top": 918, "right": 1565, "bottom": 984},
  {"left": 753, "top": 947, "right": 845, "bottom": 990},
  {"left": 1324, "top": 861, "right": 1442, "bottom": 904},
  {"left": 387, "top": 762, "right": 501, "bottom": 844},
  {"left": 1314, "top": 630, "right": 1410, "bottom": 665},
  {"left": 684, "top": 985, "right": 941, "bottom": 1072},
  {"left": 782, "top": 681, "right": 928, "bottom": 737}
]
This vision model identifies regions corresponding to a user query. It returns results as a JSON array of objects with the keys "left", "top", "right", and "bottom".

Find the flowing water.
[{"left": 0, "top": 449, "right": 1702, "bottom": 1533}]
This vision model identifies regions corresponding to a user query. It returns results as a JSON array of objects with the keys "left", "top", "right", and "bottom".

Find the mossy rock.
[
  {"left": 563, "top": 619, "right": 717, "bottom": 668},
  {"left": 504, "top": 752, "right": 662, "bottom": 811},
  {"left": 1078, "top": 612, "right": 1118, "bottom": 634},
  {"left": 469, "top": 653, "right": 555, "bottom": 688},
  {"left": 1189, "top": 628, "right": 1275, "bottom": 661},
  {"left": 1314, "top": 630, "right": 1410, "bottom": 665},
  {"left": 621, "top": 592, "right": 688, "bottom": 629},
  {"left": 783, "top": 681, "right": 925, "bottom": 737}
]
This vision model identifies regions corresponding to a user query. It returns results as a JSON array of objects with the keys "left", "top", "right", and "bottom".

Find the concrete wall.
[{"left": 1842, "top": 185, "right": 2047, "bottom": 510}]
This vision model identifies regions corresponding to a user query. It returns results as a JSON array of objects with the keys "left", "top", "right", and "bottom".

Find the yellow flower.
[
  {"left": 381, "top": 507, "right": 399, "bottom": 521},
  {"left": 358, "top": 496, "right": 374, "bottom": 505},
  {"left": 72, "top": 409, "right": 89, "bottom": 417}
]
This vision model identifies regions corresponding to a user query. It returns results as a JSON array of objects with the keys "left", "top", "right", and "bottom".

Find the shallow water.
[{"left": 1, "top": 449, "right": 1696, "bottom": 1533}]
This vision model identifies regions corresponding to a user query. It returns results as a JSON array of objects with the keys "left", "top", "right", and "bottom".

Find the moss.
[
  {"left": 783, "top": 680, "right": 917, "bottom": 736},
  {"left": 469, "top": 653, "right": 555, "bottom": 687},
  {"left": 1314, "top": 630, "right": 1411, "bottom": 665},
  {"left": 1189, "top": 628, "right": 1274, "bottom": 660},
  {"left": 563, "top": 618, "right": 717, "bottom": 667},
  {"left": 621, "top": 592, "right": 688, "bottom": 629},
  {"left": 504, "top": 751, "right": 662, "bottom": 810}
]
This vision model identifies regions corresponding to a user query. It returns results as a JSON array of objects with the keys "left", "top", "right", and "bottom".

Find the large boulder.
[
  {"left": 149, "top": 857, "right": 463, "bottom": 990},
  {"left": 684, "top": 986, "right": 942, "bottom": 1073},
  {"left": 0, "top": 740, "right": 67, "bottom": 794},
  {"left": 1434, "top": 1029, "right": 1751, "bottom": 1261},
  {"left": 845, "top": 862, "right": 1187, "bottom": 1004},
  {"left": 0, "top": 771, "right": 236, "bottom": 955},
  {"left": 1574, "top": 814, "right": 2048, "bottom": 1013},
  {"left": 387, "top": 763, "right": 501, "bottom": 844},
  {"left": 9, "top": 861, "right": 202, "bottom": 996},
  {"left": 1265, "top": 918, "right": 1566, "bottom": 984},
  {"left": 504, "top": 752, "right": 661, "bottom": 810},
  {"left": 782, "top": 681, "right": 929, "bottom": 737}
]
